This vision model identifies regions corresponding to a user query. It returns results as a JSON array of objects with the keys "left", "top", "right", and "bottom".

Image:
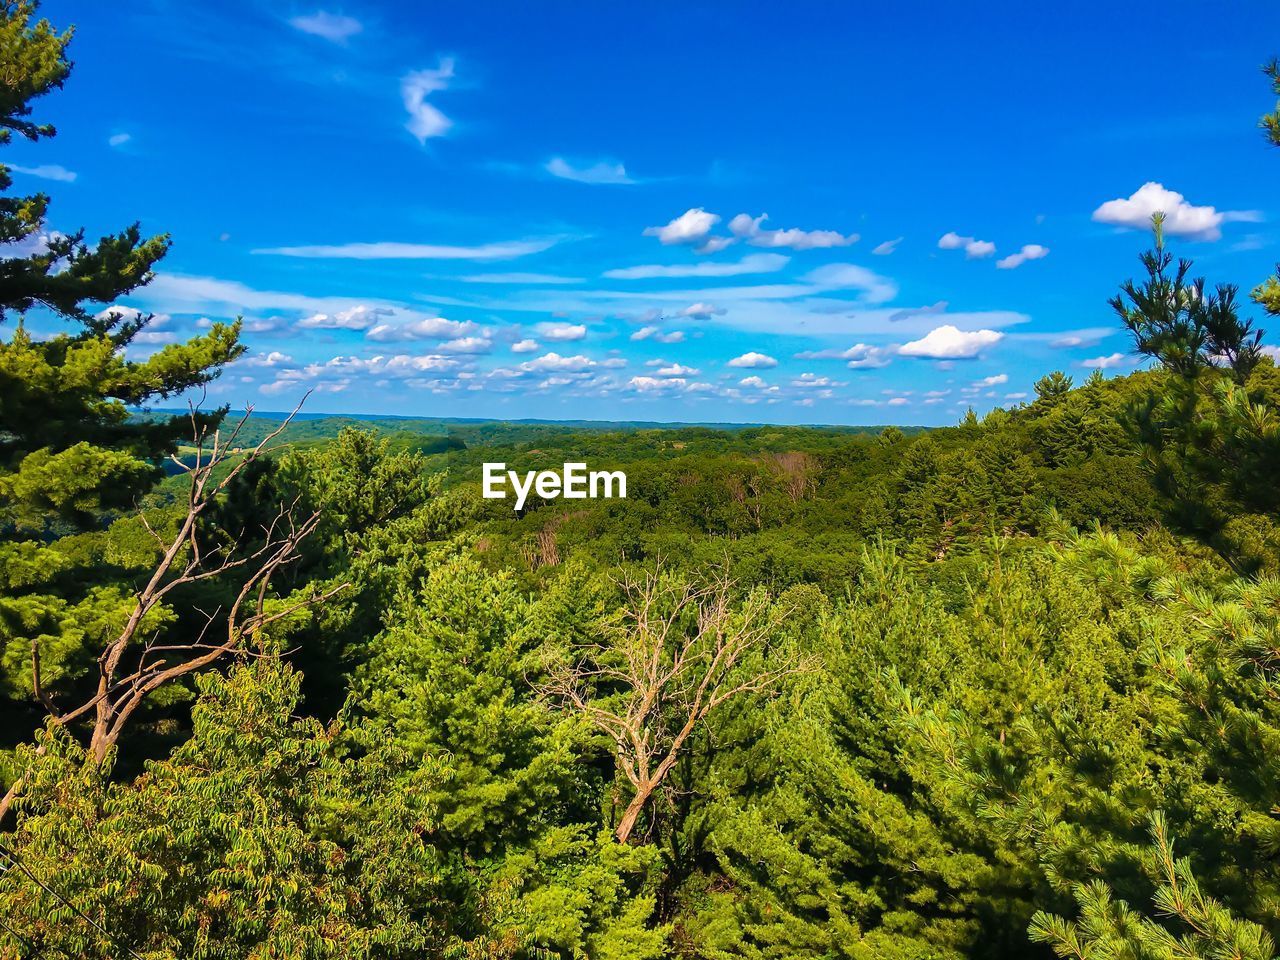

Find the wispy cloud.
[
  {"left": 288, "top": 11, "right": 363, "bottom": 43},
  {"left": 604, "top": 252, "right": 789, "bottom": 280},
  {"left": 9, "top": 163, "right": 76, "bottom": 182},
  {"left": 872, "top": 237, "right": 903, "bottom": 255},
  {"left": 803, "top": 263, "right": 897, "bottom": 304},
  {"left": 107, "top": 132, "right": 131, "bottom": 148},
  {"left": 545, "top": 157, "right": 635, "bottom": 185},
  {"left": 459, "top": 272, "right": 583, "bottom": 284},
  {"left": 253, "top": 237, "right": 561, "bottom": 260},
  {"left": 402, "top": 59, "right": 456, "bottom": 143}
]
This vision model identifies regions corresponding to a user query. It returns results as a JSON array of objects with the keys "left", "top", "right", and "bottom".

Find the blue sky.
[{"left": 13, "top": 0, "right": 1280, "bottom": 424}]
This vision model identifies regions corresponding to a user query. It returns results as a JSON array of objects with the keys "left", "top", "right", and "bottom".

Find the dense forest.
[{"left": 4, "top": 3, "right": 1280, "bottom": 958}]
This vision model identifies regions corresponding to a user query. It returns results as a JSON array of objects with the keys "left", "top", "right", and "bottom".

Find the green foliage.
[
  {"left": 1030, "top": 815, "right": 1277, "bottom": 960},
  {"left": 0, "top": 660, "right": 506, "bottom": 959}
]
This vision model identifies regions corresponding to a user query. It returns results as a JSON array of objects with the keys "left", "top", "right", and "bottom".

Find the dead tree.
[
  {"left": 539, "top": 568, "right": 812, "bottom": 843},
  {"left": 1, "top": 400, "right": 345, "bottom": 824}
]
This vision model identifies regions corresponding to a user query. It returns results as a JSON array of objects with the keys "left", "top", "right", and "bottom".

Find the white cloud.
[
  {"left": 652, "top": 362, "right": 699, "bottom": 377},
  {"left": 264, "top": 353, "right": 464, "bottom": 395},
  {"left": 460, "top": 272, "right": 582, "bottom": 284},
  {"left": 536, "top": 321, "right": 587, "bottom": 342},
  {"left": 518, "top": 352, "right": 596, "bottom": 373},
  {"left": 630, "top": 325, "right": 685, "bottom": 343},
  {"left": 243, "top": 350, "right": 294, "bottom": 368},
  {"left": 738, "top": 375, "right": 777, "bottom": 391},
  {"left": 437, "top": 336, "right": 492, "bottom": 354},
  {"left": 545, "top": 157, "right": 635, "bottom": 185},
  {"left": 872, "top": 237, "right": 903, "bottom": 255},
  {"left": 298, "top": 304, "right": 395, "bottom": 330},
  {"left": 803, "top": 263, "right": 898, "bottom": 304},
  {"left": 604, "top": 252, "right": 789, "bottom": 280},
  {"left": 289, "top": 11, "right": 362, "bottom": 43},
  {"left": 899, "top": 324, "right": 1003, "bottom": 359},
  {"left": 672, "top": 302, "right": 724, "bottom": 320},
  {"left": 254, "top": 236, "right": 558, "bottom": 260},
  {"left": 511, "top": 339, "right": 540, "bottom": 353},
  {"left": 845, "top": 344, "right": 894, "bottom": 369},
  {"left": 728, "top": 213, "right": 858, "bottom": 250},
  {"left": 792, "top": 373, "right": 837, "bottom": 388},
  {"left": 996, "top": 244, "right": 1049, "bottom": 269},
  {"left": 10, "top": 164, "right": 76, "bottom": 182},
  {"left": 628, "top": 375, "right": 686, "bottom": 392},
  {"left": 1092, "top": 182, "right": 1261, "bottom": 241},
  {"left": 108, "top": 132, "right": 131, "bottom": 148},
  {"left": 401, "top": 59, "right": 456, "bottom": 144},
  {"left": 727, "top": 351, "right": 778, "bottom": 369},
  {"left": 643, "top": 208, "right": 725, "bottom": 253},
  {"left": 365, "top": 316, "right": 477, "bottom": 340},
  {"left": 938, "top": 232, "right": 996, "bottom": 258},
  {"left": 1082, "top": 352, "right": 1129, "bottom": 369},
  {"left": 975, "top": 373, "right": 1008, "bottom": 386}
]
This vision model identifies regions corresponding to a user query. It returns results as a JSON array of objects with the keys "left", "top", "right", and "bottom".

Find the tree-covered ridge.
[{"left": 2, "top": 2, "right": 1280, "bottom": 958}]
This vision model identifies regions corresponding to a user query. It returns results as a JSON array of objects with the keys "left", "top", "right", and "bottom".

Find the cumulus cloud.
[
  {"left": 289, "top": 11, "right": 362, "bottom": 42},
  {"left": 437, "top": 336, "right": 493, "bottom": 354},
  {"left": 844, "top": 344, "right": 895, "bottom": 369},
  {"left": 517, "top": 352, "right": 596, "bottom": 373},
  {"left": 535, "top": 321, "right": 587, "bottom": 342},
  {"left": 899, "top": 324, "right": 1003, "bottom": 359},
  {"left": 975, "top": 373, "right": 1008, "bottom": 386},
  {"left": 727, "top": 351, "right": 778, "bottom": 369},
  {"left": 872, "top": 237, "right": 903, "bottom": 255},
  {"left": 1092, "top": 182, "right": 1261, "bottom": 241},
  {"left": 1082, "top": 352, "right": 1129, "bottom": 369},
  {"left": 10, "top": 163, "right": 76, "bottom": 182},
  {"left": 996, "top": 244, "right": 1049, "bottom": 269},
  {"left": 643, "top": 208, "right": 726, "bottom": 254},
  {"left": 728, "top": 213, "right": 858, "bottom": 250},
  {"left": 401, "top": 59, "right": 456, "bottom": 143},
  {"left": 628, "top": 375, "right": 687, "bottom": 392},
  {"left": 511, "top": 339, "right": 540, "bottom": 353},
  {"left": 604, "top": 253, "right": 789, "bottom": 280},
  {"left": 792, "top": 373, "right": 839, "bottom": 388},
  {"left": 364, "top": 315, "right": 477, "bottom": 340},
  {"left": 803, "top": 263, "right": 898, "bottom": 304},
  {"left": 545, "top": 157, "right": 635, "bottom": 185},
  {"left": 650, "top": 362, "right": 699, "bottom": 377},
  {"left": 630, "top": 326, "right": 685, "bottom": 343},
  {"left": 242, "top": 350, "right": 294, "bottom": 368},
  {"left": 938, "top": 232, "right": 996, "bottom": 258},
  {"left": 264, "top": 353, "right": 463, "bottom": 395},
  {"left": 298, "top": 305, "right": 395, "bottom": 330}
]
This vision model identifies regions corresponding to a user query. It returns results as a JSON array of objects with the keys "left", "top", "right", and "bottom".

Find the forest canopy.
[{"left": 2, "top": 3, "right": 1280, "bottom": 959}]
